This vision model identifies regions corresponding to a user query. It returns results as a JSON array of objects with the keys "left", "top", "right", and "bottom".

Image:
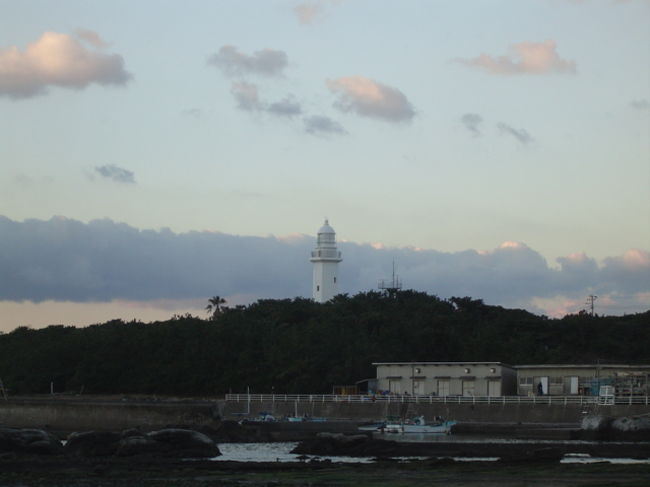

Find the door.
[
  {"left": 487, "top": 380, "right": 501, "bottom": 397},
  {"left": 389, "top": 380, "right": 401, "bottom": 394},
  {"left": 462, "top": 380, "right": 475, "bottom": 397},
  {"left": 535, "top": 377, "right": 549, "bottom": 395},
  {"left": 569, "top": 376, "right": 579, "bottom": 395},
  {"left": 413, "top": 380, "right": 424, "bottom": 395},
  {"left": 437, "top": 380, "right": 449, "bottom": 397}
]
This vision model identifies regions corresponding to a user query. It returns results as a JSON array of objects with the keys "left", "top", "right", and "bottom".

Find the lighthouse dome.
[{"left": 318, "top": 219, "right": 335, "bottom": 234}]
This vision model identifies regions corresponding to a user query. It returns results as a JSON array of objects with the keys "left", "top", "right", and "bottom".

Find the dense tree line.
[{"left": 0, "top": 291, "right": 648, "bottom": 395}]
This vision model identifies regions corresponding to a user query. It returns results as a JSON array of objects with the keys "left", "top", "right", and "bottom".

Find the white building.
[{"left": 310, "top": 219, "right": 342, "bottom": 303}]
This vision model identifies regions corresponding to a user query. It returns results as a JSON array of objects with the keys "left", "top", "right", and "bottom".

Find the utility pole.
[{"left": 586, "top": 295, "right": 598, "bottom": 316}]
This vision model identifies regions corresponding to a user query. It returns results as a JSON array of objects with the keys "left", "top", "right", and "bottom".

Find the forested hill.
[{"left": 0, "top": 291, "right": 648, "bottom": 395}]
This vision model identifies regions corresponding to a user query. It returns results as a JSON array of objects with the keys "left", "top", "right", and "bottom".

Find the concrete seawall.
[
  {"left": 2, "top": 396, "right": 649, "bottom": 432},
  {"left": 223, "top": 398, "right": 650, "bottom": 424},
  {"left": 0, "top": 397, "right": 222, "bottom": 433}
]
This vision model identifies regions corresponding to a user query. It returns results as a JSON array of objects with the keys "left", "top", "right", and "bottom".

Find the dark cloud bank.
[{"left": 0, "top": 216, "right": 647, "bottom": 316}]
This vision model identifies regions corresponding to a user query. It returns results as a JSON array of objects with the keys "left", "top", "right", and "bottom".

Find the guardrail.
[{"left": 225, "top": 393, "right": 650, "bottom": 406}]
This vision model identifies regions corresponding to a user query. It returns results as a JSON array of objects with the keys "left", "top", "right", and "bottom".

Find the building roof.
[
  {"left": 318, "top": 219, "right": 335, "bottom": 234},
  {"left": 372, "top": 361, "right": 513, "bottom": 367},
  {"left": 515, "top": 364, "right": 650, "bottom": 370}
]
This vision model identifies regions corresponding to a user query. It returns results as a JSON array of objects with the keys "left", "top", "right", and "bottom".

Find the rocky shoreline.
[{"left": 1, "top": 414, "right": 649, "bottom": 486}]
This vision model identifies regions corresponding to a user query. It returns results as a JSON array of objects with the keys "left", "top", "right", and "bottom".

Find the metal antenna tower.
[
  {"left": 586, "top": 295, "right": 598, "bottom": 317},
  {"left": 378, "top": 260, "right": 402, "bottom": 298}
]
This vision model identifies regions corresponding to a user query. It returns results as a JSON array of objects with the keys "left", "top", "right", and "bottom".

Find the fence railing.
[{"left": 225, "top": 393, "right": 650, "bottom": 406}]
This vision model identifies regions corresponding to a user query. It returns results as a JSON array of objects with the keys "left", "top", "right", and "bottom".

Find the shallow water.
[
  {"left": 211, "top": 442, "right": 373, "bottom": 463},
  {"left": 209, "top": 442, "right": 649, "bottom": 465}
]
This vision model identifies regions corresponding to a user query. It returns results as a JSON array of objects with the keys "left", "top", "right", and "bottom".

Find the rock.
[
  {"left": 580, "top": 415, "right": 650, "bottom": 441},
  {"left": 65, "top": 428, "right": 220, "bottom": 458},
  {"left": 120, "top": 428, "right": 143, "bottom": 438},
  {"left": 292, "top": 433, "right": 399, "bottom": 457},
  {"left": 612, "top": 416, "right": 650, "bottom": 433},
  {"left": 0, "top": 427, "right": 62, "bottom": 455},
  {"left": 65, "top": 431, "right": 121, "bottom": 457},
  {"left": 581, "top": 415, "right": 613, "bottom": 431},
  {"left": 116, "top": 435, "right": 164, "bottom": 457},
  {"left": 145, "top": 429, "right": 220, "bottom": 458}
]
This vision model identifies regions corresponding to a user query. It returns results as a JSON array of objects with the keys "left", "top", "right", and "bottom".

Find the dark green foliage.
[{"left": 0, "top": 293, "right": 647, "bottom": 395}]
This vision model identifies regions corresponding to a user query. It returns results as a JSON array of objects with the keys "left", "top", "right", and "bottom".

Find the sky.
[{"left": 0, "top": 0, "right": 648, "bottom": 332}]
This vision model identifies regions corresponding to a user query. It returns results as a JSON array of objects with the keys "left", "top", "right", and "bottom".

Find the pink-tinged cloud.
[
  {"left": 230, "top": 81, "right": 261, "bottom": 111},
  {"left": 293, "top": 0, "right": 344, "bottom": 25},
  {"left": 622, "top": 249, "right": 650, "bottom": 269},
  {"left": 0, "top": 31, "right": 132, "bottom": 99},
  {"left": 457, "top": 40, "right": 576, "bottom": 75},
  {"left": 294, "top": 3, "right": 323, "bottom": 24},
  {"left": 327, "top": 76, "right": 415, "bottom": 122}
]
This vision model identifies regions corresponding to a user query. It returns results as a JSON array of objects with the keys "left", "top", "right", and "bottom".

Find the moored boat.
[{"left": 380, "top": 416, "right": 456, "bottom": 434}]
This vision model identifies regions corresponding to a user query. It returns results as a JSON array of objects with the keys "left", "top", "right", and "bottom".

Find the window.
[
  {"left": 550, "top": 377, "right": 563, "bottom": 385},
  {"left": 316, "top": 285, "right": 320, "bottom": 291},
  {"left": 520, "top": 377, "right": 533, "bottom": 385},
  {"left": 334, "top": 277, "right": 336, "bottom": 283}
]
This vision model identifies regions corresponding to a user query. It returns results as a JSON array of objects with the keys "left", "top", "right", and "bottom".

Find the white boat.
[{"left": 381, "top": 416, "right": 456, "bottom": 434}]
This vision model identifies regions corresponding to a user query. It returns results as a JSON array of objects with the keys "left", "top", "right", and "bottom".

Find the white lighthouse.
[{"left": 310, "top": 219, "right": 342, "bottom": 303}]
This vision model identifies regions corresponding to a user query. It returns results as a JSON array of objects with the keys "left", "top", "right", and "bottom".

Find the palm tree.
[{"left": 205, "top": 295, "right": 227, "bottom": 320}]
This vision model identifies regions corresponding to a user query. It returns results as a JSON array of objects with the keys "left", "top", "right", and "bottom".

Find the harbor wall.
[
  {"left": 2, "top": 396, "right": 650, "bottom": 432},
  {"left": 223, "top": 398, "right": 650, "bottom": 424},
  {"left": 0, "top": 397, "right": 221, "bottom": 433}
]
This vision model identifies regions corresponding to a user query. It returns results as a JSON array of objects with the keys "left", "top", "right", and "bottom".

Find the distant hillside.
[{"left": 0, "top": 291, "right": 648, "bottom": 395}]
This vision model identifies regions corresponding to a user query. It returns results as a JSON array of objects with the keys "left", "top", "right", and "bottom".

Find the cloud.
[
  {"left": 294, "top": 3, "right": 323, "bottom": 24},
  {"left": 327, "top": 76, "right": 415, "bottom": 122},
  {"left": 0, "top": 216, "right": 647, "bottom": 318},
  {"left": 293, "top": 0, "right": 344, "bottom": 24},
  {"left": 180, "top": 108, "right": 204, "bottom": 118},
  {"left": 457, "top": 40, "right": 576, "bottom": 75},
  {"left": 94, "top": 165, "right": 135, "bottom": 184},
  {"left": 74, "top": 29, "right": 109, "bottom": 48},
  {"left": 304, "top": 115, "right": 347, "bottom": 135},
  {"left": 267, "top": 95, "right": 303, "bottom": 117},
  {"left": 230, "top": 81, "right": 262, "bottom": 111},
  {"left": 497, "top": 122, "right": 533, "bottom": 144},
  {"left": 461, "top": 113, "right": 483, "bottom": 136},
  {"left": 207, "top": 45, "right": 288, "bottom": 77},
  {"left": 0, "top": 31, "right": 132, "bottom": 99},
  {"left": 229, "top": 83, "right": 304, "bottom": 118},
  {"left": 630, "top": 99, "right": 649, "bottom": 110}
]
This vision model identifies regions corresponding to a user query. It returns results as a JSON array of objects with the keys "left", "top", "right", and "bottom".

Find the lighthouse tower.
[{"left": 310, "top": 219, "right": 342, "bottom": 303}]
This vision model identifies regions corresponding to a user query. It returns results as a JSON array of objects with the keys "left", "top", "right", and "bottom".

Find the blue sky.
[{"left": 1, "top": 0, "right": 648, "bottom": 330}]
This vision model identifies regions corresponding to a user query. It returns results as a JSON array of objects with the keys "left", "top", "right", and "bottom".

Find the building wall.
[
  {"left": 312, "top": 261, "right": 338, "bottom": 303},
  {"left": 516, "top": 366, "right": 650, "bottom": 396},
  {"left": 375, "top": 363, "right": 516, "bottom": 397}
]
